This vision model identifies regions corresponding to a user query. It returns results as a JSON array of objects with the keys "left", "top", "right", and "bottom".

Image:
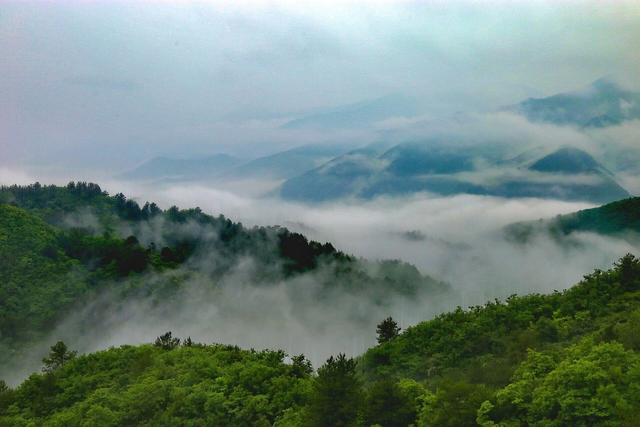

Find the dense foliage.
[
  {"left": 0, "top": 183, "right": 446, "bottom": 292},
  {"left": 3, "top": 183, "right": 640, "bottom": 425},
  {"left": 0, "top": 343, "right": 312, "bottom": 426},
  {"left": 506, "top": 196, "right": 640, "bottom": 243},
  {"left": 3, "top": 255, "right": 639, "bottom": 426},
  {"left": 357, "top": 254, "right": 640, "bottom": 426},
  {"left": 0, "top": 204, "right": 87, "bottom": 346},
  {"left": 0, "top": 183, "right": 446, "bottom": 383}
]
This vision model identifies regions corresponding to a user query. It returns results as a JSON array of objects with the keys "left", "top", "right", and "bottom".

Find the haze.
[
  {"left": 2, "top": 0, "right": 640, "bottom": 383},
  {"left": 2, "top": 0, "right": 639, "bottom": 174}
]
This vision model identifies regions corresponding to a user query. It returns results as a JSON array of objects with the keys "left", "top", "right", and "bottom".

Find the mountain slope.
[
  {"left": 358, "top": 255, "right": 640, "bottom": 425},
  {"left": 0, "top": 205, "right": 87, "bottom": 346},
  {"left": 495, "top": 146, "right": 630, "bottom": 204},
  {"left": 221, "top": 144, "right": 349, "bottom": 181},
  {"left": 507, "top": 196, "right": 640, "bottom": 243},
  {"left": 0, "top": 343, "right": 312, "bottom": 426},
  {"left": 513, "top": 78, "right": 640, "bottom": 127},
  {"left": 0, "top": 182, "right": 449, "bottom": 382},
  {"left": 280, "top": 143, "right": 629, "bottom": 204},
  {"left": 529, "top": 146, "right": 609, "bottom": 174},
  {"left": 118, "top": 154, "right": 242, "bottom": 182},
  {"left": 3, "top": 256, "right": 640, "bottom": 426},
  {"left": 279, "top": 143, "right": 391, "bottom": 202}
]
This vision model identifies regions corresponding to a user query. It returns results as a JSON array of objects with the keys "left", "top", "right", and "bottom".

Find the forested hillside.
[
  {"left": 2, "top": 183, "right": 640, "bottom": 426},
  {"left": 507, "top": 196, "right": 640, "bottom": 243},
  {"left": 1, "top": 255, "right": 639, "bottom": 426},
  {"left": 360, "top": 254, "right": 640, "bottom": 425},
  {"left": 0, "top": 183, "right": 447, "bottom": 380}
]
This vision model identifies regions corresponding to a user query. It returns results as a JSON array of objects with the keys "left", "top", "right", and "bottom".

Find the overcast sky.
[{"left": 1, "top": 0, "right": 639, "bottom": 173}]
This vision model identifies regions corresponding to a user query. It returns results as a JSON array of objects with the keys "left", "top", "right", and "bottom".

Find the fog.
[
  {"left": 3, "top": 158, "right": 640, "bottom": 384},
  {"left": 2, "top": 1, "right": 639, "bottom": 172},
  {"left": 4, "top": 101, "right": 640, "bottom": 385},
  {"left": 129, "top": 181, "right": 633, "bottom": 299},
  {"left": 1, "top": 0, "right": 640, "bottom": 385}
]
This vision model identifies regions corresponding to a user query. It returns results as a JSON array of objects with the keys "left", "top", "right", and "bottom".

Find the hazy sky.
[{"left": 1, "top": 0, "right": 639, "bottom": 171}]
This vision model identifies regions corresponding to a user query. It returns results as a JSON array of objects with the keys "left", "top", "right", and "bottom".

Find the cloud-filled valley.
[
  {"left": 2, "top": 2, "right": 640, "bottom": 424},
  {"left": 3, "top": 77, "right": 640, "bottom": 383},
  {"left": 4, "top": 169, "right": 638, "bottom": 385}
]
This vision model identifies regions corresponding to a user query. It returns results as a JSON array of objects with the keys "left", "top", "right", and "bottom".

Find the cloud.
[
  {"left": 1, "top": 1, "right": 638, "bottom": 170},
  {"left": 3, "top": 173, "right": 639, "bottom": 384},
  {"left": 0, "top": 168, "right": 36, "bottom": 186},
  {"left": 66, "top": 76, "right": 138, "bottom": 92},
  {"left": 1, "top": 0, "right": 639, "bottom": 383},
  {"left": 103, "top": 178, "right": 633, "bottom": 303}
]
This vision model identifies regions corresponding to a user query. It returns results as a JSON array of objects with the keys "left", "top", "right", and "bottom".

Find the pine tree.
[
  {"left": 154, "top": 332, "right": 180, "bottom": 350},
  {"left": 307, "top": 354, "right": 363, "bottom": 427},
  {"left": 42, "top": 341, "right": 77, "bottom": 373},
  {"left": 376, "top": 317, "right": 401, "bottom": 344}
]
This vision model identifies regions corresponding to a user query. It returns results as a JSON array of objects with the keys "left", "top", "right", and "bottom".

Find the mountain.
[
  {"left": 0, "top": 343, "right": 312, "bottom": 426},
  {"left": 119, "top": 145, "right": 353, "bottom": 187},
  {"left": 0, "top": 182, "right": 449, "bottom": 382},
  {"left": 118, "top": 154, "right": 242, "bottom": 181},
  {"left": 529, "top": 146, "right": 608, "bottom": 174},
  {"left": 220, "top": 144, "right": 350, "bottom": 181},
  {"left": 281, "top": 94, "right": 419, "bottom": 130},
  {"left": 280, "top": 143, "right": 629, "bottom": 204},
  {"left": 279, "top": 142, "right": 394, "bottom": 202},
  {"left": 491, "top": 146, "right": 630, "bottom": 204},
  {"left": 2, "top": 252, "right": 640, "bottom": 425},
  {"left": 506, "top": 196, "right": 640, "bottom": 243},
  {"left": 357, "top": 255, "right": 640, "bottom": 426},
  {"left": 380, "top": 143, "right": 479, "bottom": 176},
  {"left": 512, "top": 78, "right": 640, "bottom": 127}
]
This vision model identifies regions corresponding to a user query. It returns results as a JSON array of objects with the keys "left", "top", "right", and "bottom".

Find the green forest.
[
  {"left": 0, "top": 183, "right": 447, "bottom": 373},
  {"left": 2, "top": 183, "right": 640, "bottom": 425},
  {"left": 506, "top": 196, "right": 640, "bottom": 244}
]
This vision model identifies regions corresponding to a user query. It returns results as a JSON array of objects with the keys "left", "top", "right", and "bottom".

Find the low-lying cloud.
[
  {"left": 107, "top": 179, "right": 635, "bottom": 299},
  {"left": 2, "top": 171, "right": 639, "bottom": 384}
]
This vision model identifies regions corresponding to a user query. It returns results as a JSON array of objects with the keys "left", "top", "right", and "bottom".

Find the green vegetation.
[
  {"left": 0, "top": 343, "right": 312, "bottom": 426},
  {"left": 0, "top": 183, "right": 446, "bottom": 383},
  {"left": 3, "top": 256, "right": 640, "bottom": 425},
  {"left": 376, "top": 317, "right": 401, "bottom": 344},
  {"left": 552, "top": 197, "right": 640, "bottom": 236},
  {"left": 506, "top": 196, "right": 640, "bottom": 243},
  {"left": 0, "top": 204, "right": 87, "bottom": 347},
  {"left": 0, "top": 201, "right": 188, "bottom": 362},
  {"left": 0, "top": 184, "right": 446, "bottom": 295},
  {"left": 357, "top": 254, "right": 640, "bottom": 426},
  {"left": 2, "top": 183, "right": 640, "bottom": 425}
]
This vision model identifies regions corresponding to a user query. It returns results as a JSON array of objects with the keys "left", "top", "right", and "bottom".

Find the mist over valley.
[{"left": 1, "top": 1, "right": 640, "bottom": 425}]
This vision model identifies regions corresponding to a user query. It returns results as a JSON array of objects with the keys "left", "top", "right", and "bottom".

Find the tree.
[
  {"left": 363, "top": 378, "right": 421, "bottom": 427},
  {"left": 0, "top": 379, "right": 12, "bottom": 412},
  {"left": 376, "top": 317, "right": 401, "bottom": 344},
  {"left": 485, "top": 341, "right": 640, "bottom": 426},
  {"left": 42, "top": 341, "right": 77, "bottom": 373},
  {"left": 307, "top": 354, "right": 363, "bottom": 427},
  {"left": 615, "top": 253, "right": 640, "bottom": 290},
  {"left": 154, "top": 332, "right": 181, "bottom": 350},
  {"left": 418, "top": 380, "right": 492, "bottom": 427},
  {"left": 160, "top": 247, "right": 176, "bottom": 263},
  {"left": 290, "top": 354, "right": 313, "bottom": 378}
]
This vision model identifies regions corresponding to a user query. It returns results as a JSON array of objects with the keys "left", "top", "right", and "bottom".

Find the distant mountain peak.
[
  {"left": 529, "top": 146, "right": 601, "bottom": 175},
  {"left": 512, "top": 78, "right": 640, "bottom": 128},
  {"left": 589, "top": 76, "right": 620, "bottom": 91},
  {"left": 118, "top": 153, "right": 242, "bottom": 181}
]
